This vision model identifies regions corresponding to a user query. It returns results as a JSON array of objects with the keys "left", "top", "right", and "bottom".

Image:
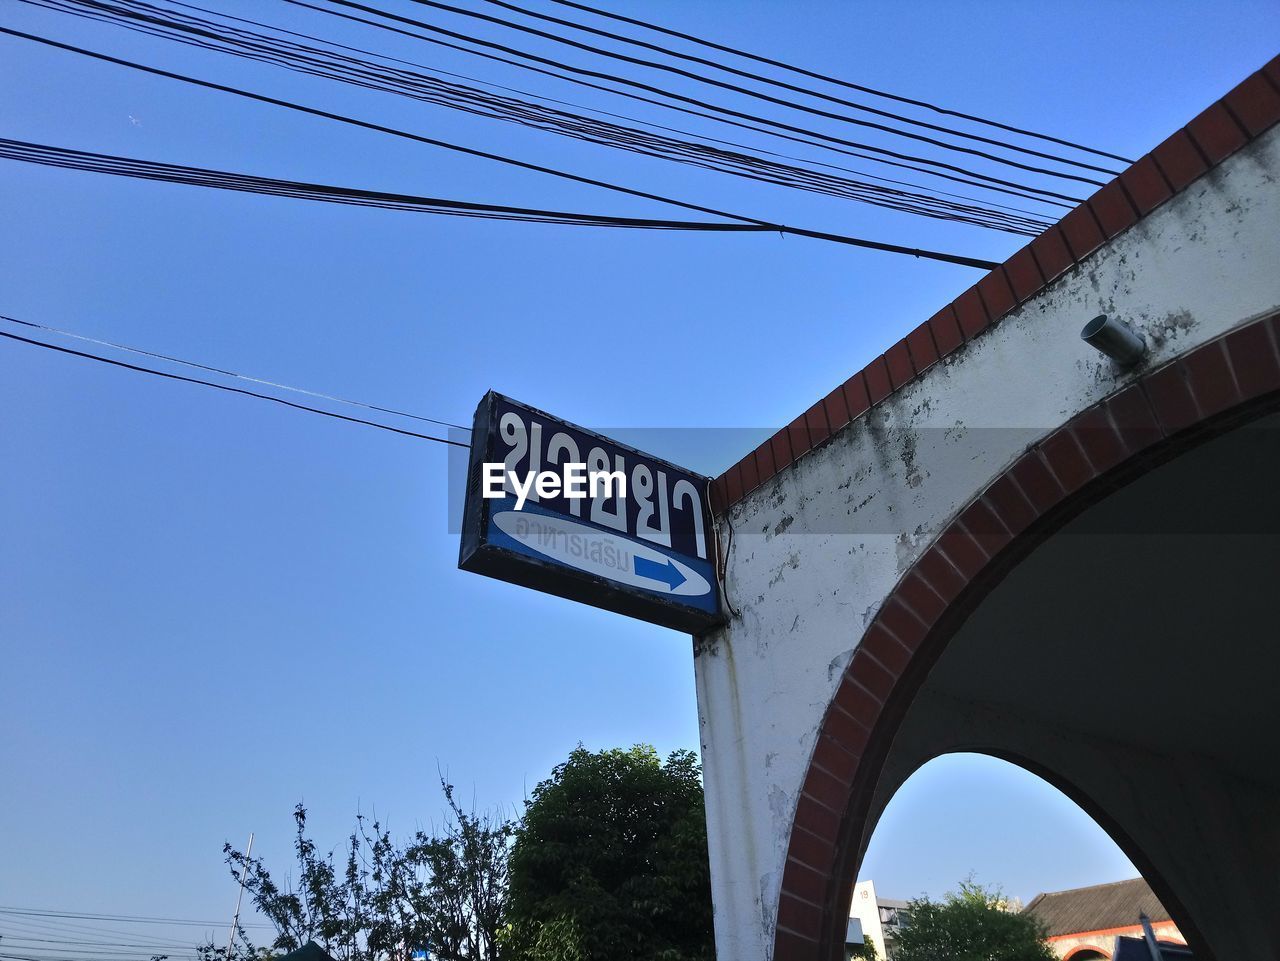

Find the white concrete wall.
[
  {"left": 847, "top": 881, "right": 888, "bottom": 958},
  {"left": 694, "top": 125, "right": 1280, "bottom": 961}
]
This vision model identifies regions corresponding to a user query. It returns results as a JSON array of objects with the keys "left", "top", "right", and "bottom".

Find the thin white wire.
[{"left": 0, "top": 315, "right": 470, "bottom": 433}]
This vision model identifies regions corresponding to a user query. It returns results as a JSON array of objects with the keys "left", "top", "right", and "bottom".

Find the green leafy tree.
[
  {"left": 891, "top": 879, "right": 1054, "bottom": 961},
  {"left": 505, "top": 745, "right": 713, "bottom": 961},
  {"left": 406, "top": 784, "right": 513, "bottom": 961},
  {"left": 200, "top": 784, "right": 513, "bottom": 961}
]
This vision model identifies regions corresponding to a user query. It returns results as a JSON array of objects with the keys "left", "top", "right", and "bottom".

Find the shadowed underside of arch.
[{"left": 773, "top": 312, "right": 1280, "bottom": 961}]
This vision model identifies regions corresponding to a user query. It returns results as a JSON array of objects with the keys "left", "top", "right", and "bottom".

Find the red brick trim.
[
  {"left": 1062, "top": 946, "right": 1113, "bottom": 961},
  {"left": 1053, "top": 923, "right": 1183, "bottom": 943},
  {"left": 716, "top": 56, "right": 1280, "bottom": 515},
  {"left": 771, "top": 313, "right": 1280, "bottom": 961}
]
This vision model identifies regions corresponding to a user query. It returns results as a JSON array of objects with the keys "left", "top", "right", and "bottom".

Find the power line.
[
  {"left": 0, "top": 956, "right": 180, "bottom": 961},
  {"left": 0, "top": 134, "right": 1021, "bottom": 253},
  {"left": 365, "top": 0, "right": 1118, "bottom": 184},
  {"left": 0, "top": 26, "right": 1003, "bottom": 269},
  {"left": 27, "top": 0, "right": 1048, "bottom": 233},
  {"left": 0, "top": 324, "right": 471, "bottom": 448},
  {"left": 0, "top": 933, "right": 196, "bottom": 951},
  {"left": 0, "top": 943, "right": 195, "bottom": 955},
  {"left": 154, "top": 0, "right": 1056, "bottom": 220},
  {"left": 0, "top": 919, "right": 198, "bottom": 947},
  {"left": 0, "top": 909, "right": 263, "bottom": 959},
  {"left": 0, "top": 911, "right": 271, "bottom": 931},
  {"left": 0, "top": 947, "right": 197, "bottom": 961},
  {"left": 0, "top": 938, "right": 195, "bottom": 956},
  {"left": 23, "top": 0, "right": 1042, "bottom": 232},
  {"left": 304, "top": 0, "right": 1093, "bottom": 204},
  {"left": 471, "top": 0, "right": 1126, "bottom": 177},
  {"left": 0, "top": 138, "right": 823, "bottom": 234},
  {"left": 0, "top": 914, "right": 218, "bottom": 948},
  {"left": 0, "top": 309, "right": 470, "bottom": 430},
  {"left": 281, "top": 0, "right": 1077, "bottom": 209},
  {"left": 545, "top": 0, "right": 1135, "bottom": 165}
]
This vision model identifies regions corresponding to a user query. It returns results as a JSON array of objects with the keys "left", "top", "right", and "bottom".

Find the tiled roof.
[{"left": 1023, "top": 878, "right": 1171, "bottom": 937}]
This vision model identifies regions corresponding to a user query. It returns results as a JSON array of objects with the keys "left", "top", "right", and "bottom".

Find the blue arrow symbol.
[{"left": 633, "top": 555, "right": 687, "bottom": 590}]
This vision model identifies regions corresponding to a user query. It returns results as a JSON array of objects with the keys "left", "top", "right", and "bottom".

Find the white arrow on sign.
[{"left": 492, "top": 510, "right": 712, "bottom": 598}]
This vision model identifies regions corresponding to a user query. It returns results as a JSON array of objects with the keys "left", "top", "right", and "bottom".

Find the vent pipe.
[{"left": 1081, "top": 314, "right": 1146, "bottom": 367}]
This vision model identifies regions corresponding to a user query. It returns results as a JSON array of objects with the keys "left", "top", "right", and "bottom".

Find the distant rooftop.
[{"left": 1023, "top": 878, "right": 1171, "bottom": 937}]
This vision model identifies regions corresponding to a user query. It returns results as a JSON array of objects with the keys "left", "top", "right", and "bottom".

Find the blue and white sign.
[{"left": 458, "top": 392, "right": 722, "bottom": 633}]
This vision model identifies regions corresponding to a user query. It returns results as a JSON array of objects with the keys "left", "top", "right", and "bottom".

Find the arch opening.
[
  {"left": 793, "top": 376, "right": 1280, "bottom": 961},
  {"left": 855, "top": 751, "right": 1182, "bottom": 961}
]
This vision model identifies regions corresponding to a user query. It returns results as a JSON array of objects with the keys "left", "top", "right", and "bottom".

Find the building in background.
[
  {"left": 845, "top": 880, "right": 909, "bottom": 958},
  {"left": 1023, "top": 878, "right": 1185, "bottom": 960}
]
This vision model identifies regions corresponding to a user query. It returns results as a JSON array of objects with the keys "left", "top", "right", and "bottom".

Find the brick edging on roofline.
[
  {"left": 773, "top": 310, "right": 1280, "bottom": 961},
  {"left": 710, "top": 54, "right": 1280, "bottom": 516}
]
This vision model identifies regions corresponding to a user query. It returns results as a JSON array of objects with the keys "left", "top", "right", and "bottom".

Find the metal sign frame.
[{"left": 458, "top": 391, "right": 724, "bottom": 634}]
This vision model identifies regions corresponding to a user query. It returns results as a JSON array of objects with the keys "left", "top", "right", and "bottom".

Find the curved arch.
[
  {"left": 861, "top": 749, "right": 1162, "bottom": 961},
  {"left": 1062, "top": 948, "right": 1111, "bottom": 961},
  {"left": 773, "top": 312, "right": 1280, "bottom": 961}
]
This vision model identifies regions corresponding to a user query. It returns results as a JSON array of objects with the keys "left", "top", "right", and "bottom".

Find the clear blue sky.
[{"left": 1, "top": 0, "right": 1276, "bottom": 948}]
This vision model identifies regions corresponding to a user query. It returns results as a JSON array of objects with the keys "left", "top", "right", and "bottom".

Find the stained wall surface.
[{"left": 693, "top": 115, "right": 1280, "bottom": 961}]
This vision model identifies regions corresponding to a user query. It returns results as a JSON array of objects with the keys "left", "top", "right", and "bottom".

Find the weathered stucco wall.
[{"left": 693, "top": 124, "right": 1280, "bottom": 961}]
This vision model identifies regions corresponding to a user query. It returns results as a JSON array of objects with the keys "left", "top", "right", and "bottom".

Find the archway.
[
  {"left": 777, "top": 315, "right": 1280, "bottom": 961},
  {"left": 859, "top": 753, "right": 1139, "bottom": 899},
  {"left": 858, "top": 752, "right": 1180, "bottom": 961},
  {"left": 697, "top": 82, "right": 1280, "bottom": 960}
]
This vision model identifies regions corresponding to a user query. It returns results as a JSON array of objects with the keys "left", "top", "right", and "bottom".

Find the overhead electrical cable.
[
  {"left": 47, "top": 0, "right": 1057, "bottom": 230},
  {"left": 302, "top": 0, "right": 1093, "bottom": 203},
  {"left": 27, "top": 0, "right": 1048, "bottom": 232},
  {"left": 0, "top": 923, "right": 208, "bottom": 957},
  {"left": 545, "top": 0, "right": 1135, "bottom": 166},
  {"left": 0, "top": 310, "right": 470, "bottom": 431},
  {"left": 0, "top": 921, "right": 196, "bottom": 949},
  {"left": 26, "top": 0, "right": 1050, "bottom": 233},
  {"left": 353, "top": 0, "right": 1115, "bottom": 184},
  {"left": 35, "top": 0, "right": 1080, "bottom": 216},
  {"left": 0, "top": 934, "right": 194, "bottom": 951},
  {"left": 0, "top": 940, "right": 194, "bottom": 957},
  {"left": 0, "top": 935, "right": 190, "bottom": 955},
  {"left": 0, "top": 136, "right": 1028, "bottom": 249},
  {"left": 161, "top": 0, "right": 1060, "bottom": 218},
  {"left": 0, "top": 138, "right": 826, "bottom": 234},
  {"left": 0, "top": 910, "right": 270, "bottom": 931},
  {"left": 0, "top": 949, "right": 196, "bottom": 961},
  {"left": 472, "top": 0, "right": 1125, "bottom": 176},
  {"left": 0, "top": 939, "right": 195, "bottom": 953},
  {"left": 0, "top": 939, "right": 193, "bottom": 954},
  {"left": 0, "top": 928, "right": 194, "bottom": 946},
  {"left": 0, "top": 916, "right": 208, "bottom": 946},
  {"left": 278, "top": 0, "right": 1077, "bottom": 209},
  {"left": 0, "top": 26, "right": 1004, "bottom": 269},
  {"left": 0, "top": 324, "right": 472, "bottom": 448},
  {"left": 0, "top": 952, "right": 189, "bottom": 961}
]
